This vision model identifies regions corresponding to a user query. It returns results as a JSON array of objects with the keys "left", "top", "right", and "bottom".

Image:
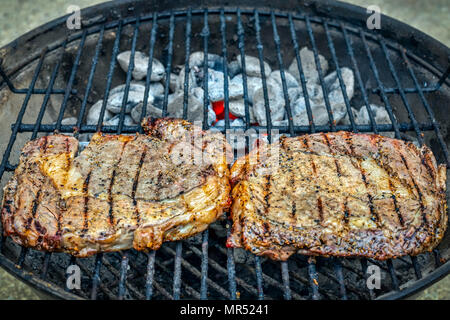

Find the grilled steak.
[
  {"left": 227, "top": 132, "right": 447, "bottom": 260},
  {"left": 2, "top": 118, "right": 231, "bottom": 257}
]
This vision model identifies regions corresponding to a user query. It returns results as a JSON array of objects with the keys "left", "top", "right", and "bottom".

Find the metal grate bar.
[
  {"left": 172, "top": 242, "right": 183, "bottom": 300},
  {"left": 236, "top": 8, "right": 251, "bottom": 129},
  {"left": 96, "top": 21, "right": 123, "bottom": 132},
  {"left": 399, "top": 46, "right": 450, "bottom": 166},
  {"left": 13, "top": 121, "right": 434, "bottom": 136},
  {"left": 32, "top": 43, "right": 67, "bottom": 140},
  {"left": 307, "top": 257, "right": 321, "bottom": 300},
  {"left": 182, "top": 9, "right": 192, "bottom": 119},
  {"left": 140, "top": 12, "right": 158, "bottom": 130},
  {"left": 102, "top": 254, "right": 144, "bottom": 299},
  {"left": 373, "top": 85, "right": 440, "bottom": 94},
  {"left": 220, "top": 8, "right": 231, "bottom": 129},
  {"left": 162, "top": 243, "right": 230, "bottom": 299},
  {"left": 433, "top": 249, "right": 442, "bottom": 267},
  {"left": 0, "top": 48, "right": 48, "bottom": 181},
  {"left": 145, "top": 251, "right": 156, "bottom": 299},
  {"left": 386, "top": 259, "right": 400, "bottom": 291},
  {"left": 201, "top": 9, "right": 210, "bottom": 130},
  {"left": 359, "top": 28, "right": 401, "bottom": 139},
  {"left": 90, "top": 253, "right": 103, "bottom": 300},
  {"left": 323, "top": 21, "right": 356, "bottom": 132},
  {"left": 76, "top": 26, "right": 105, "bottom": 137},
  {"left": 378, "top": 36, "right": 424, "bottom": 145},
  {"left": 117, "top": 252, "right": 130, "bottom": 299},
  {"left": 17, "top": 247, "right": 28, "bottom": 267},
  {"left": 76, "top": 258, "right": 114, "bottom": 299},
  {"left": 55, "top": 30, "right": 87, "bottom": 132},
  {"left": 254, "top": 10, "right": 272, "bottom": 142},
  {"left": 40, "top": 252, "right": 52, "bottom": 280},
  {"left": 254, "top": 255, "right": 264, "bottom": 300},
  {"left": 340, "top": 23, "right": 377, "bottom": 133},
  {"left": 226, "top": 227, "right": 237, "bottom": 299},
  {"left": 0, "top": 65, "right": 68, "bottom": 95},
  {"left": 243, "top": 263, "right": 303, "bottom": 300},
  {"left": 280, "top": 261, "right": 292, "bottom": 300},
  {"left": 305, "top": 16, "right": 335, "bottom": 131},
  {"left": 117, "top": 18, "right": 140, "bottom": 134},
  {"left": 288, "top": 13, "right": 315, "bottom": 132},
  {"left": 162, "top": 12, "right": 175, "bottom": 118},
  {"left": 271, "top": 11, "right": 294, "bottom": 136},
  {"left": 125, "top": 252, "right": 173, "bottom": 299},
  {"left": 360, "top": 259, "right": 375, "bottom": 299},
  {"left": 436, "top": 65, "right": 450, "bottom": 88},
  {"left": 200, "top": 229, "right": 209, "bottom": 299},
  {"left": 410, "top": 256, "right": 423, "bottom": 279},
  {"left": 333, "top": 258, "right": 348, "bottom": 300}
]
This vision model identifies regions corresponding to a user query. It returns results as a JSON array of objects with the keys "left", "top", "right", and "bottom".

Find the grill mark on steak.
[
  {"left": 108, "top": 140, "right": 129, "bottom": 227},
  {"left": 263, "top": 174, "right": 272, "bottom": 216},
  {"left": 132, "top": 147, "right": 147, "bottom": 225},
  {"left": 343, "top": 131, "right": 380, "bottom": 226},
  {"left": 322, "top": 133, "right": 350, "bottom": 226},
  {"left": 29, "top": 190, "right": 42, "bottom": 230},
  {"left": 389, "top": 179, "right": 404, "bottom": 227},
  {"left": 303, "top": 135, "right": 323, "bottom": 223},
  {"left": 58, "top": 137, "right": 70, "bottom": 236},
  {"left": 372, "top": 135, "right": 404, "bottom": 228},
  {"left": 81, "top": 171, "right": 92, "bottom": 235},
  {"left": 399, "top": 153, "right": 427, "bottom": 227},
  {"left": 25, "top": 136, "right": 49, "bottom": 232}
]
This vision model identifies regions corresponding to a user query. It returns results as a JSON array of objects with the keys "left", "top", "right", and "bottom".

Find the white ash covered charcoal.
[
  {"left": 227, "top": 60, "right": 241, "bottom": 78},
  {"left": 323, "top": 67, "right": 355, "bottom": 105},
  {"left": 230, "top": 74, "right": 263, "bottom": 104},
  {"left": 236, "top": 54, "right": 271, "bottom": 77},
  {"left": 166, "top": 90, "right": 216, "bottom": 126},
  {"left": 269, "top": 69, "right": 299, "bottom": 89},
  {"left": 175, "top": 65, "right": 200, "bottom": 92},
  {"left": 288, "top": 47, "right": 329, "bottom": 85},
  {"left": 167, "top": 72, "right": 178, "bottom": 93},
  {"left": 130, "top": 102, "right": 163, "bottom": 123},
  {"left": 106, "top": 83, "right": 155, "bottom": 114},
  {"left": 87, "top": 100, "right": 114, "bottom": 125},
  {"left": 252, "top": 82, "right": 286, "bottom": 126},
  {"left": 342, "top": 104, "right": 397, "bottom": 138},
  {"left": 228, "top": 99, "right": 246, "bottom": 118},
  {"left": 104, "top": 114, "right": 135, "bottom": 126},
  {"left": 60, "top": 117, "right": 78, "bottom": 126},
  {"left": 214, "top": 118, "right": 245, "bottom": 128},
  {"left": 117, "top": 51, "right": 164, "bottom": 81},
  {"left": 188, "top": 51, "right": 222, "bottom": 69},
  {"left": 204, "top": 68, "right": 227, "bottom": 102},
  {"left": 291, "top": 97, "right": 348, "bottom": 126}
]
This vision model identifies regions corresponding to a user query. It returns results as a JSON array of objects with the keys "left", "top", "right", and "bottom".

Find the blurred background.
[{"left": 0, "top": 0, "right": 448, "bottom": 299}]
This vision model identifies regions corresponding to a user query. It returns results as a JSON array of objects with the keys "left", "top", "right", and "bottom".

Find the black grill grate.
[{"left": 0, "top": 5, "right": 449, "bottom": 300}]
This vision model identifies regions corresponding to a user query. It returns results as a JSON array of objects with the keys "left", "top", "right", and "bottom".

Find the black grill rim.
[{"left": 0, "top": 0, "right": 449, "bottom": 300}]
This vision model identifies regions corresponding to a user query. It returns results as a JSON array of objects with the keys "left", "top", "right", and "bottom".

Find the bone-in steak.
[
  {"left": 227, "top": 132, "right": 447, "bottom": 260},
  {"left": 2, "top": 118, "right": 231, "bottom": 257}
]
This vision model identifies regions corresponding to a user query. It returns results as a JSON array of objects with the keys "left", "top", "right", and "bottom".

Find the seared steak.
[
  {"left": 227, "top": 132, "right": 447, "bottom": 260},
  {"left": 2, "top": 118, "right": 231, "bottom": 257}
]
